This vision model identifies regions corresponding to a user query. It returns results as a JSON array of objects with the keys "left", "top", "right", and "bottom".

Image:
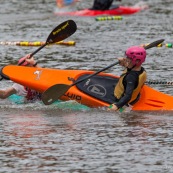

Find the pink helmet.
[
  {"left": 18, "top": 57, "right": 29, "bottom": 66},
  {"left": 125, "top": 46, "right": 146, "bottom": 66}
]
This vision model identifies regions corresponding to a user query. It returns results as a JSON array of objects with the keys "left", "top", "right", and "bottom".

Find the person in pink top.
[{"left": 56, "top": 0, "right": 79, "bottom": 8}]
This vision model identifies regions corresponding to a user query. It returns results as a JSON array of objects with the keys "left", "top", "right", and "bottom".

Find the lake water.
[{"left": 0, "top": 0, "right": 173, "bottom": 172}]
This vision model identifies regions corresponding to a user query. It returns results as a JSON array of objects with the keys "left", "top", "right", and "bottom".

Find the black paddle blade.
[
  {"left": 144, "top": 39, "right": 164, "bottom": 49},
  {"left": 21, "top": 20, "right": 77, "bottom": 64},
  {"left": 42, "top": 84, "right": 70, "bottom": 105},
  {"left": 46, "top": 20, "right": 77, "bottom": 44}
]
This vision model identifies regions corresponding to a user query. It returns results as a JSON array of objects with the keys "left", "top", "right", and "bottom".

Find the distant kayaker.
[
  {"left": 0, "top": 54, "right": 41, "bottom": 102},
  {"left": 90, "top": 0, "right": 122, "bottom": 10},
  {"left": 56, "top": 0, "right": 79, "bottom": 8},
  {"left": 108, "top": 46, "right": 147, "bottom": 111}
]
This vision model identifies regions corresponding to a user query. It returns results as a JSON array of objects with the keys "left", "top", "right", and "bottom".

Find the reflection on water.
[
  {"left": 0, "top": 0, "right": 173, "bottom": 172},
  {"left": 1, "top": 111, "right": 173, "bottom": 172}
]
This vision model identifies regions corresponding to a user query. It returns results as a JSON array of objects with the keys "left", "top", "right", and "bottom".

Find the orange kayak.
[{"left": 1, "top": 65, "right": 173, "bottom": 111}]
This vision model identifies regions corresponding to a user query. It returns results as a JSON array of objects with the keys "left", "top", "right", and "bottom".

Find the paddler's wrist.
[
  {"left": 118, "top": 57, "right": 127, "bottom": 67},
  {"left": 33, "top": 62, "right": 38, "bottom": 67},
  {"left": 107, "top": 103, "right": 118, "bottom": 111}
]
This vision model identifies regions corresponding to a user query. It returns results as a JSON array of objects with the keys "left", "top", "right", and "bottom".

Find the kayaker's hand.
[
  {"left": 118, "top": 57, "right": 128, "bottom": 67},
  {"left": 24, "top": 54, "right": 38, "bottom": 67},
  {"left": 107, "top": 104, "right": 118, "bottom": 111}
]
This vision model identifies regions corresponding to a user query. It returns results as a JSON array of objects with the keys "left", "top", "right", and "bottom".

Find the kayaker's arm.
[
  {"left": 108, "top": 73, "right": 138, "bottom": 111},
  {"left": 0, "top": 87, "right": 16, "bottom": 99},
  {"left": 18, "top": 54, "right": 39, "bottom": 68},
  {"left": 115, "top": 77, "right": 136, "bottom": 108}
]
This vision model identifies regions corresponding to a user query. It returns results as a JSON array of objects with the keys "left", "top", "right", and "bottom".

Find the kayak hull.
[
  {"left": 1, "top": 65, "right": 173, "bottom": 111},
  {"left": 54, "top": 6, "right": 146, "bottom": 16}
]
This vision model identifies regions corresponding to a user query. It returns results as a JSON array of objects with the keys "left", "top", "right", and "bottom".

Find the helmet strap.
[{"left": 127, "top": 64, "right": 136, "bottom": 71}]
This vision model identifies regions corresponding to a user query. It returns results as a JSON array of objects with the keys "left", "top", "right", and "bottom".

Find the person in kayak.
[
  {"left": 0, "top": 54, "right": 41, "bottom": 102},
  {"left": 90, "top": 0, "right": 121, "bottom": 10},
  {"left": 108, "top": 46, "right": 147, "bottom": 111},
  {"left": 56, "top": 0, "right": 79, "bottom": 8}
]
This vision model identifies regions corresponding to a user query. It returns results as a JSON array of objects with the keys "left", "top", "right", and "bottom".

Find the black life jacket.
[{"left": 91, "top": 0, "right": 113, "bottom": 10}]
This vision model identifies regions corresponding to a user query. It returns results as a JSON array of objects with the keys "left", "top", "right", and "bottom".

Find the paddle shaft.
[
  {"left": 144, "top": 39, "right": 164, "bottom": 49},
  {"left": 18, "top": 43, "right": 47, "bottom": 65},
  {"left": 30, "top": 43, "right": 46, "bottom": 57},
  {"left": 71, "top": 61, "right": 119, "bottom": 87}
]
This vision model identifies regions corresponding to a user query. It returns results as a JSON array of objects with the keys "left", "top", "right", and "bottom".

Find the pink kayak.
[{"left": 54, "top": 6, "right": 147, "bottom": 16}]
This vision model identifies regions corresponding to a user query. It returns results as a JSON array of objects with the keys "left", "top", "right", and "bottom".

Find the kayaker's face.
[{"left": 125, "top": 57, "right": 133, "bottom": 68}]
